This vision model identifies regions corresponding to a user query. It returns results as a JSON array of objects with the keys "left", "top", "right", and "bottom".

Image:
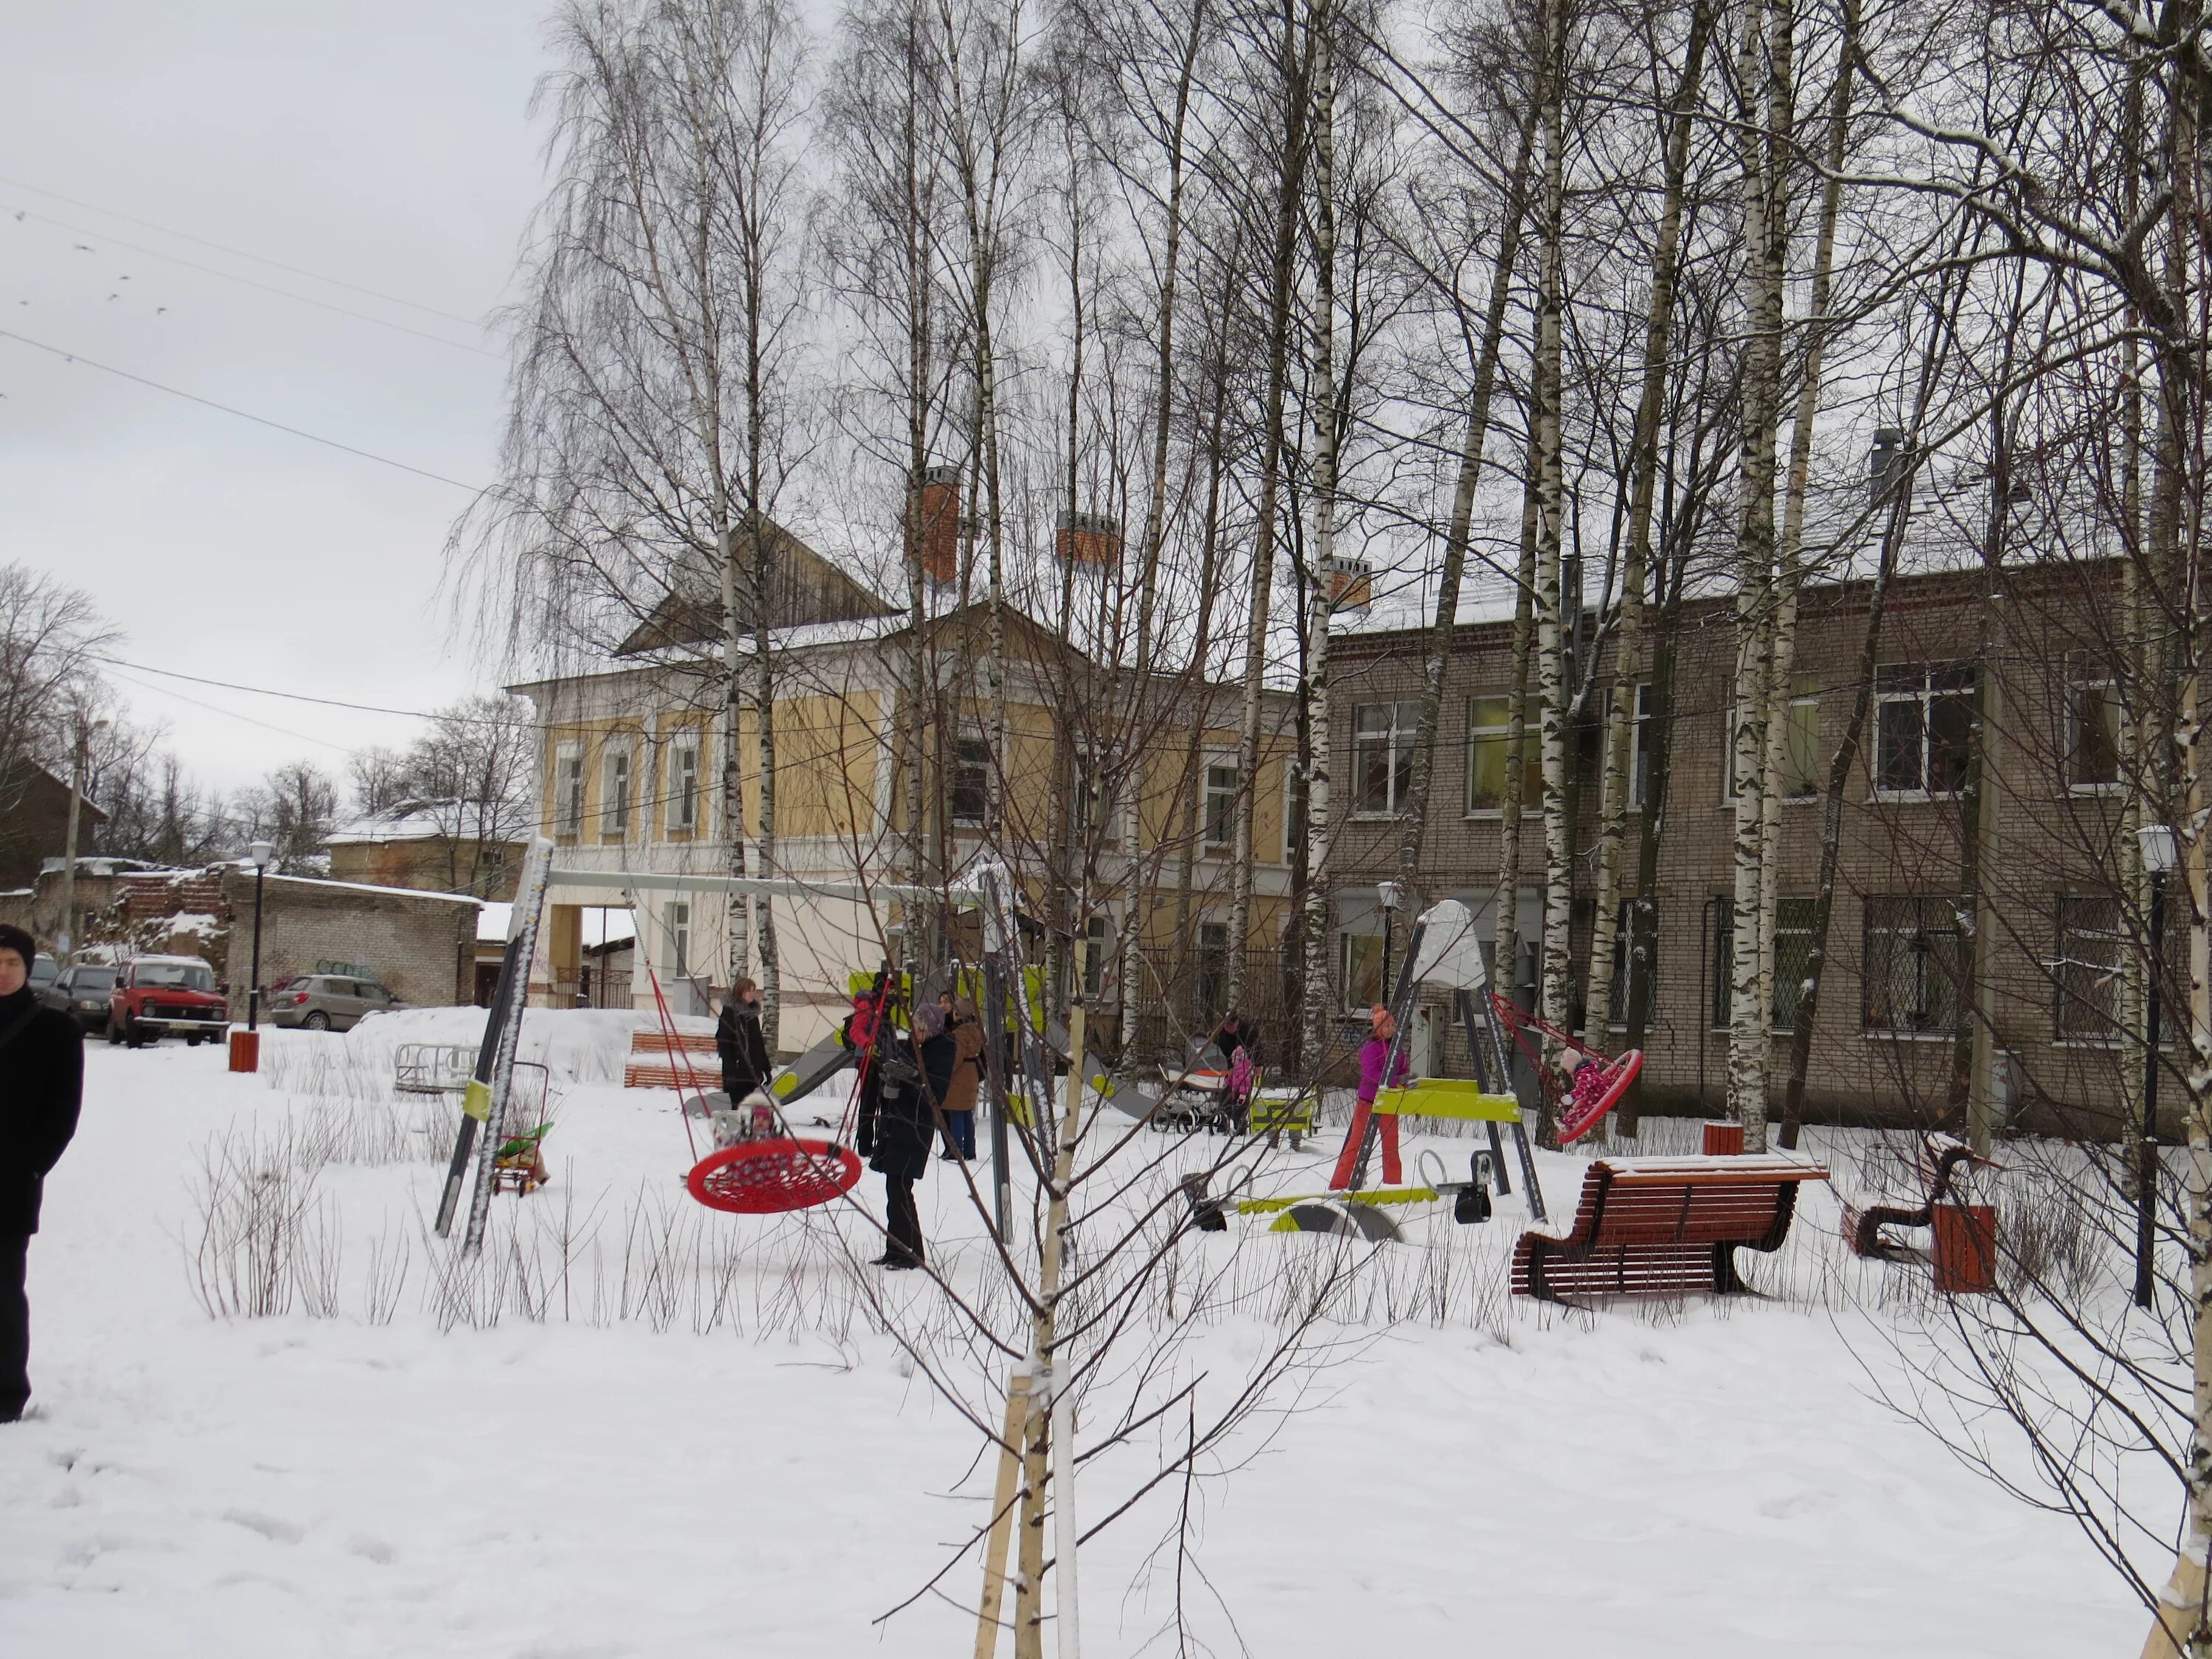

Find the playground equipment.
[
  {"left": 1192, "top": 900, "right": 1551, "bottom": 1242},
  {"left": 1843, "top": 1133, "right": 2002, "bottom": 1293},
  {"left": 394, "top": 1043, "right": 478, "bottom": 1096}
]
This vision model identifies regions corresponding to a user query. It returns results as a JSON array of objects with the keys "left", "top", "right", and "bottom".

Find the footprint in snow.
[{"left": 222, "top": 1507, "right": 306, "bottom": 1545}]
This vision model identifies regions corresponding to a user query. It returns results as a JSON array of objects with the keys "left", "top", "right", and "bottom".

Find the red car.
[{"left": 108, "top": 955, "right": 229, "bottom": 1048}]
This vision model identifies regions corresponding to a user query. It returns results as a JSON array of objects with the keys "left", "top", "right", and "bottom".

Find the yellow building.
[{"left": 514, "top": 538, "right": 1298, "bottom": 1051}]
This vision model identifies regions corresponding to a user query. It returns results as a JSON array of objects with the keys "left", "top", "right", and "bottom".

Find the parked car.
[
  {"left": 108, "top": 955, "right": 229, "bottom": 1048},
  {"left": 28, "top": 953, "right": 58, "bottom": 995},
  {"left": 266, "top": 973, "right": 408, "bottom": 1032},
  {"left": 41, "top": 962, "right": 116, "bottom": 1035}
]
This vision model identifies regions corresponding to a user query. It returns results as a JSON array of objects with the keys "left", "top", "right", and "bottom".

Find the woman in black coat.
[
  {"left": 715, "top": 978, "right": 771, "bottom": 1102},
  {"left": 869, "top": 1004, "right": 957, "bottom": 1270}
]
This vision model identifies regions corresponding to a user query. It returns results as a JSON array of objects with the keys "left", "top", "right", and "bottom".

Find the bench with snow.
[
  {"left": 1512, "top": 1154, "right": 1829, "bottom": 1303},
  {"left": 624, "top": 1028, "right": 719, "bottom": 1090},
  {"left": 1843, "top": 1132, "right": 1994, "bottom": 1259}
]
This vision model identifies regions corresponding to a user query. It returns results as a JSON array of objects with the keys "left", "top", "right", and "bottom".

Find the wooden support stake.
[{"left": 973, "top": 1367, "right": 1034, "bottom": 1659}]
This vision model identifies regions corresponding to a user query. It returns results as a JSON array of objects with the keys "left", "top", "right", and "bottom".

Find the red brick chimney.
[{"left": 907, "top": 465, "right": 961, "bottom": 585}]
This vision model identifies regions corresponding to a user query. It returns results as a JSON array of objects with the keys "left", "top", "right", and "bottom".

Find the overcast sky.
[{"left": 0, "top": 1, "right": 555, "bottom": 796}]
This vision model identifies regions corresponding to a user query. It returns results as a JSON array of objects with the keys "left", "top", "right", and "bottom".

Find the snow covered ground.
[{"left": 0, "top": 1018, "right": 2141, "bottom": 1656}]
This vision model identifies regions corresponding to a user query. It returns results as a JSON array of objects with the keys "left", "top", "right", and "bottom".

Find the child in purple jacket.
[{"left": 1331, "top": 1005, "right": 1409, "bottom": 1189}]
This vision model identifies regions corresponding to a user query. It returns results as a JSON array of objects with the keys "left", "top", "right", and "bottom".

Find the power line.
[
  {"left": 0, "top": 173, "right": 487, "bottom": 328},
  {"left": 0, "top": 330, "right": 487, "bottom": 493},
  {"left": 103, "top": 667, "right": 355, "bottom": 754},
  {"left": 3, "top": 201, "right": 505, "bottom": 360},
  {"left": 91, "top": 653, "right": 532, "bottom": 728}
]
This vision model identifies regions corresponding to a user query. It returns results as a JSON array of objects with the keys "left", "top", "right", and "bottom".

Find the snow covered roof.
[{"left": 327, "top": 801, "right": 519, "bottom": 846}]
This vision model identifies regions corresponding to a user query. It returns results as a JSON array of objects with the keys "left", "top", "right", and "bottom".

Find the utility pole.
[{"left": 55, "top": 716, "right": 107, "bottom": 958}]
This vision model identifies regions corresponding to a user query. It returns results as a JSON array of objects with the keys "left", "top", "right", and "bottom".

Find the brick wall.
[{"left": 219, "top": 871, "right": 476, "bottom": 1017}]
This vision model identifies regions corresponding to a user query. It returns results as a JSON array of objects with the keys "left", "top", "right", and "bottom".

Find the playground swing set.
[{"left": 1190, "top": 897, "right": 1645, "bottom": 1243}]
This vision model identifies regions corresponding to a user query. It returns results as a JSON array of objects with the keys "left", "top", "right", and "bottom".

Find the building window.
[
  {"left": 1708, "top": 895, "right": 1818, "bottom": 1032},
  {"left": 1338, "top": 929, "right": 1384, "bottom": 1012},
  {"left": 1081, "top": 914, "right": 1110, "bottom": 1000},
  {"left": 1071, "top": 747, "right": 1116, "bottom": 844},
  {"left": 1862, "top": 895, "right": 1965, "bottom": 1034},
  {"left": 1203, "top": 762, "right": 1239, "bottom": 852},
  {"left": 1630, "top": 684, "right": 1655, "bottom": 810},
  {"left": 1467, "top": 694, "right": 1541, "bottom": 814},
  {"left": 669, "top": 734, "right": 700, "bottom": 834},
  {"left": 951, "top": 733, "right": 991, "bottom": 829},
  {"left": 667, "top": 900, "right": 691, "bottom": 977},
  {"left": 1723, "top": 675, "right": 1820, "bottom": 804},
  {"left": 1353, "top": 700, "right": 1420, "bottom": 815},
  {"left": 2054, "top": 892, "right": 2124, "bottom": 1040},
  {"left": 2067, "top": 665, "right": 2123, "bottom": 793},
  {"left": 601, "top": 745, "right": 632, "bottom": 841},
  {"left": 1606, "top": 898, "right": 1660, "bottom": 1028},
  {"left": 1875, "top": 664, "right": 1973, "bottom": 796},
  {"left": 1773, "top": 897, "right": 1818, "bottom": 1030},
  {"left": 554, "top": 742, "right": 584, "bottom": 841}
]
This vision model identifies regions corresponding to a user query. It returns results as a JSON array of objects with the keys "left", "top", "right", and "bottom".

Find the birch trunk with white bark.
[{"left": 1582, "top": 0, "right": 1711, "bottom": 1048}]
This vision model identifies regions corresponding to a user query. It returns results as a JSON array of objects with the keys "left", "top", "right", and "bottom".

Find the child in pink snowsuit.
[{"left": 1330, "top": 1006, "right": 1409, "bottom": 1189}]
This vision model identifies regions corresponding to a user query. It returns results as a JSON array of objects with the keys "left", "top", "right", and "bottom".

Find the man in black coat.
[
  {"left": 0, "top": 922, "right": 84, "bottom": 1423},
  {"left": 868, "top": 1004, "right": 957, "bottom": 1270}
]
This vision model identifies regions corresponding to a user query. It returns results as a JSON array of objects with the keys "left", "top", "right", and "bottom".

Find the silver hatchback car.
[{"left": 266, "top": 973, "right": 409, "bottom": 1032}]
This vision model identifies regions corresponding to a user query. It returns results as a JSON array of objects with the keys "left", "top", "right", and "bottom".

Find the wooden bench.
[
  {"left": 1512, "top": 1154, "right": 1829, "bottom": 1303},
  {"left": 623, "top": 1028, "right": 719, "bottom": 1090}
]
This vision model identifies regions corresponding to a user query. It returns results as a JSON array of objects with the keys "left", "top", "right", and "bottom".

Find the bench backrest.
[
  {"left": 1565, "top": 1156, "right": 1829, "bottom": 1249},
  {"left": 1250, "top": 1092, "right": 1318, "bottom": 1132}
]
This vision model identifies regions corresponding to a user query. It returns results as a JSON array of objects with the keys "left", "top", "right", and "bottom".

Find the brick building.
[
  {"left": 325, "top": 801, "right": 526, "bottom": 900},
  {"left": 0, "top": 762, "right": 105, "bottom": 890},
  {"left": 220, "top": 871, "right": 479, "bottom": 1017},
  {"left": 0, "top": 862, "right": 480, "bottom": 1015},
  {"left": 1324, "top": 554, "right": 2138, "bottom": 1133}
]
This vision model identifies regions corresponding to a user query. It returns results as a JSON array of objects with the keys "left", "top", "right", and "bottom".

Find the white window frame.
[
  {"left": 2066, "top": 662, "right": 2124, "bottom": 796},
  {"left": 1873, "top": 663, "right": 1973, "bottom": 801},
  {"left": 554, "top": 741, "right": 585, "bottom": 841},
  {"left": 1351, "top": 700, "right": 1419, "bottom": 818},
  {"left": 1337, "top": 928, "right": 1384, "bottom": 1013},
  {"left": 600, "top": 742, "right": 633, "bottom": 842},
  {"left": 1722, "top": 677, "right": 1820, "bottom": 805},
  {"left": 667, "top": 731, "right": 701, "bottom": 835},
  {"left": 950, "top": 729, "right": 992, "bottom": 830},
  {"left": 1861, "top": 894, "right": 1966, "bottom": 1036},
  {"left": 1080, "top": 913, "right": 1112, "bottom": 999},
  {"left": 1202, "top": 759, "right": 1239, "bottom": 854},
  {"left": 667, "top": 900, "right": 692, "bottom": 977},
  {"left": 1071, "top": 744, "right": 1119, "bottom": 844},
  {"left": 1464, "top": 692, "right": 1534, "bottom": 818}
]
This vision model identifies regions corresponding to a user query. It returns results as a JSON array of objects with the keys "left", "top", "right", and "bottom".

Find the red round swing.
[
  {"left": 644, "top": 966, "right": 865, "bottom": 1217},
  {"left": 1492, "top": 993, "right": 1644, "bottom": 1144},
  {"left": 687, "top": 1138, "right": 863, "bottom": 1214}
]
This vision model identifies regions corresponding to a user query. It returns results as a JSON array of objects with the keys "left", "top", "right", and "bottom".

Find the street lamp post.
[
  {"left": 2137, "top": 821, "right": 2176, "bottom": 1310},
  {"left": 230, "top": 840, "right": 276, "bottom": 1074},
  {"left": 1378, "top": 879, "right": 1407, "bottom": 1005}
]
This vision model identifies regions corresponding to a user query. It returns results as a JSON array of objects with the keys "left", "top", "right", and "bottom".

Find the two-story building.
[
  {"left": 515, "top": 533, "right": 1301, "bottom": 1053},
  {"left": 1325, "top": 549, "right": 2145, "bottom": 1133}
]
